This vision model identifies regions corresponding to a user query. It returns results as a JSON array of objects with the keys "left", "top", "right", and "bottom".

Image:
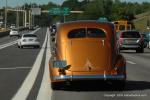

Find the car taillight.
[
  {"left": 22, "top": 39, "right": 27, "bottom": 42},
  {"left": 137, "top": 37, "right": 144, "bottom": 43},
  {"left": 35, "top": 39, "right": 39, "bottom": 42},
  {"left": 119, "top": 38, "right": 124, "bottom": 44}
]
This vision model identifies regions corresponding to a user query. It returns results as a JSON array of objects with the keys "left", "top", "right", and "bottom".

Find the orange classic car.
[{"left": 49, "top": 20, "right": 126, "bottom": 90}]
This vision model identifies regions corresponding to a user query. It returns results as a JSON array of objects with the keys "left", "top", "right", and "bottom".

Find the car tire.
[
  {"left": 20, "top": 46, "right": 23, "bottom": 49},
  {"left": 136, "top": 48, "right": 144, "bottom": 53},
  {"left": 34, "top": 46, "right": 40, "bottom": 49},
  {"left": 51, "top": 82, "right": 61, "bottom": 90},
  {"left": 140, "top": 48, "right": 144, "bottom": 53},
  {"left": 113, "top": 80, "right": 126, "bottom": 90},
  {"left": 148, "top": 42, "right": 150, "bottom": 48}
]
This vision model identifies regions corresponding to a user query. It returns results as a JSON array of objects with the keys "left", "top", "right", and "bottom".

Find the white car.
[
  {"left": 9, "top": 29, "right": 19, "bottom": 37},
  {"left": 18, "top": 34, "right": 40, "bottom": 48}
]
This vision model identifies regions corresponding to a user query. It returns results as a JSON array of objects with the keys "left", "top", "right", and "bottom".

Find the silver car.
[
  {"left": 18, "top": 34, "right": 40, "bottom": 48},
  {"left": 9, "top": 28, "right": 19, "bottom": 37},
  {"left": 117, "top": 30, "right": 144, "bottom": 53}
]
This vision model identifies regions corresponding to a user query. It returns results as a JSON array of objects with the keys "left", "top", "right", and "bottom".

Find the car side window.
[
  {"left": 87, "top": 28, "right": 106, "bottom": 38},
  {"left": 68, "top": 28, "right": 86, "bottom": 38}
]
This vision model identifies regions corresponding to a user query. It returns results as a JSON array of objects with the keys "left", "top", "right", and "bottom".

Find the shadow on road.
[
  {"left": 125, "top": 80, "right": 150, "bottom": 91},
  {"left": 56, "top": 80, "right": 150, "bottom": 92}
]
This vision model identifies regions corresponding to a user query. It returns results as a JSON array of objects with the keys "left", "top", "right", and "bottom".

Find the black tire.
[
  {"left": 136, "top": 48, "right": 144, "bottom": 53},
  {"left": 34, "top": 46, "right": 40, "bottom": 49},
  {"left": 140, "top": 48, "right": 144, "bottom": 53},
  {"left": 113, "top": 80, "right": 126, "bottom": 90},
  {"left": 37, "top": 45, "right": 40, "bottom": 48},
  {"left": 51, "top": 82, "right": 61, "bottom": 90},
  {"left": 20, "top": 46, "right": 23, "bottom": 49}
]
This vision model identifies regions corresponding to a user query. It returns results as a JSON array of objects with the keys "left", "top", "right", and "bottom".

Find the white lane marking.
[
  {"left": 0, "top": 28, "right": 40, "bottom": 50},
  {"left": 12, "top": 31, "right": 48, "bottom": 100},
  {"left": 27, "top": 28, "right": 40, "bottom": 34},
  {"left": 127, "top": 60, "right": 136, "bottom": 65},
  {"left": 0, "top": 67, "right": 31, "bottom": 70},
  {"left": 0, "top": 40, "right": 18, "bottom": 50},
  {"left": 36, "top": 28, "right": 51, "bottom": 100}
]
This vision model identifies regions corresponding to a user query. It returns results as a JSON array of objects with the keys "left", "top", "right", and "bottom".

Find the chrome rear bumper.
[{"left": 53, "top": 74, "right": 126, "bottom": 81}]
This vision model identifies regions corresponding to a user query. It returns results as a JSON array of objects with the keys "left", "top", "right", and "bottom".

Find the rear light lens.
[
  {"left": 22, "top": 39, "right": 27, "bottom": 42},
  {"left": 35, "top": 39, "right": 39, "bottom": 42},
  {"left": 137, "top": 37, "right": 144, "bottom": 44},
  {"left": 119, "top": 38, "right": 124, "bottom": 44}
]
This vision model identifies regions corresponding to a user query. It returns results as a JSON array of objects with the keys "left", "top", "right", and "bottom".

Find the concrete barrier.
[{"left": 0, "top": 30, "right": 10, "bottom": 38}]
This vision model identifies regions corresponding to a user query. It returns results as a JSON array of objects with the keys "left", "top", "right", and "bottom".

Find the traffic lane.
[
  {"left": 0, "top": 30, "right": 31, "bottom": 45},
  {"left": 0, "top": 28, "right": 47, "bottom": 68},
  {"left": 51, "top": 51, "right": 150, "bottom": 100},
  {"left": 0, "top": 28, "right": 47, "bottom": 100},
  {"left": 0, "top": 45, "right": 39, "bottom": 100},
  {"left": 0, "top": 69, "right": 30, "bottom": 100},
  {"left": 121, "top": 49, "right": 150, "bottom": 81}
]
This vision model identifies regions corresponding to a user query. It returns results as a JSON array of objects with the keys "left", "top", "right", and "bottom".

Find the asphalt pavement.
[{"left": 0, "top": 28, "right": 150, "bottom": 100}]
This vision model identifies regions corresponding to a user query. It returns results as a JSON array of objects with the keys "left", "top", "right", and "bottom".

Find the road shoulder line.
[{"left": 12, "top": 29, "right": 47, "bottom": 100}]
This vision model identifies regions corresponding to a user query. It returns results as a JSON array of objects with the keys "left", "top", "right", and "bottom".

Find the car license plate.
[{"left": 53, "top": 60, "right": 67, "bottom": 68}]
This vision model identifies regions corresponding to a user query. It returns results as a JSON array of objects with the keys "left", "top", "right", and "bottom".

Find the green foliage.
[{"left": 1, "top": 0, "right": 150, "bottom": 26}]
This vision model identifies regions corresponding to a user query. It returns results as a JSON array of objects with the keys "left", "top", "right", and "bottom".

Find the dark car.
[{"left": 117, "top": 30, "right": 144, "bottom": 53}]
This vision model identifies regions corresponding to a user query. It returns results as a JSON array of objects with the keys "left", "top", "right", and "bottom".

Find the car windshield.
[
  {"left": 122, "top": 31, "right": 141, "bottom": 38},
  {"left": 11, "top": 29, "right": 17, "bottom": 31},
  {"left": 23, "top": 34, "right": 37, "bottom": 38}
]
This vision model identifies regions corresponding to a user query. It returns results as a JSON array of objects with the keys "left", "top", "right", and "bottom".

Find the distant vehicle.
[
  {"left": 117, "top": 30, "right": 144, "bottom": 53},
  {"left": 29, "top": 25, "right": 35, "bottom": 30},
  {"left": 17, "top": 34, "right": 40, "bottom": 49},
  {"left": 145, "top": 32, "right": 150, "bottom": 48},
  {"left": 49, "top": 20, "right": 126, "bottom": 90},
  {"left": 141, "top": 33, "right": 148, "bottom": 48},
  {"left": 9, "top": 28, "right": 19, "bottom": 37},
  {"left": 50, "top": 24, "right": 57, "bottom": 34},
  {"left": 113, "top": 20, "right": 134, "bottom": 32},
  {"left": 10, "top": 24, "right": 16, "bottom": 29}
]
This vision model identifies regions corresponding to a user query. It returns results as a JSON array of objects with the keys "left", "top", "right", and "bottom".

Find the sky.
[{"left": 0, "top": 0, "right": 150, "bottom": 8}]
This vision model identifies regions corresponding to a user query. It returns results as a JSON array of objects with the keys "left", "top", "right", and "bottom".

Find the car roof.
[
  {"left": 57, "top": 20, "right": 114, "bottom": 37},
  {"left": 59, "top": 20, "right": 112, "bottom": 26}
]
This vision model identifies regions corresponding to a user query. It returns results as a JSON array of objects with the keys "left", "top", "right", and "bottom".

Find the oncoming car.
[
  {"left": 49, "top": 21, "right": 126, "bottom": 90},
  {"left": 17, "top": 34, "right": 40, "bottom": 48}
]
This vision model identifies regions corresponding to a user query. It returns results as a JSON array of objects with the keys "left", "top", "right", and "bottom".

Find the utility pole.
[
  {"left": 4, "top": 0, "right": 7, "bottom": 28},
  {"left": 16, "top": 6, "right": 19, "bottom": 29}
]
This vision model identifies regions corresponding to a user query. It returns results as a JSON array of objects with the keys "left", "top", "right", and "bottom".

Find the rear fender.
[{"left": 115, "top": 54, "right": 126, "bottom": 75}]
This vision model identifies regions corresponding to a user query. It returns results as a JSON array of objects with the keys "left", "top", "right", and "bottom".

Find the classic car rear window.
[
  {"left": 87, "top": 28, "right": 106, "bottom": 38},
  {"left": 68, "top": 28, "right": 106, "bottom": 38},
  {"left": 68, "top": 28, "right": 86, "bottom": 38}
]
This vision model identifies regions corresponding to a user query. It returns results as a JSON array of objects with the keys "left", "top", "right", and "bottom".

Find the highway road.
[{"left": 0, "top": 28, "right": 150, "bottom": 100}]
